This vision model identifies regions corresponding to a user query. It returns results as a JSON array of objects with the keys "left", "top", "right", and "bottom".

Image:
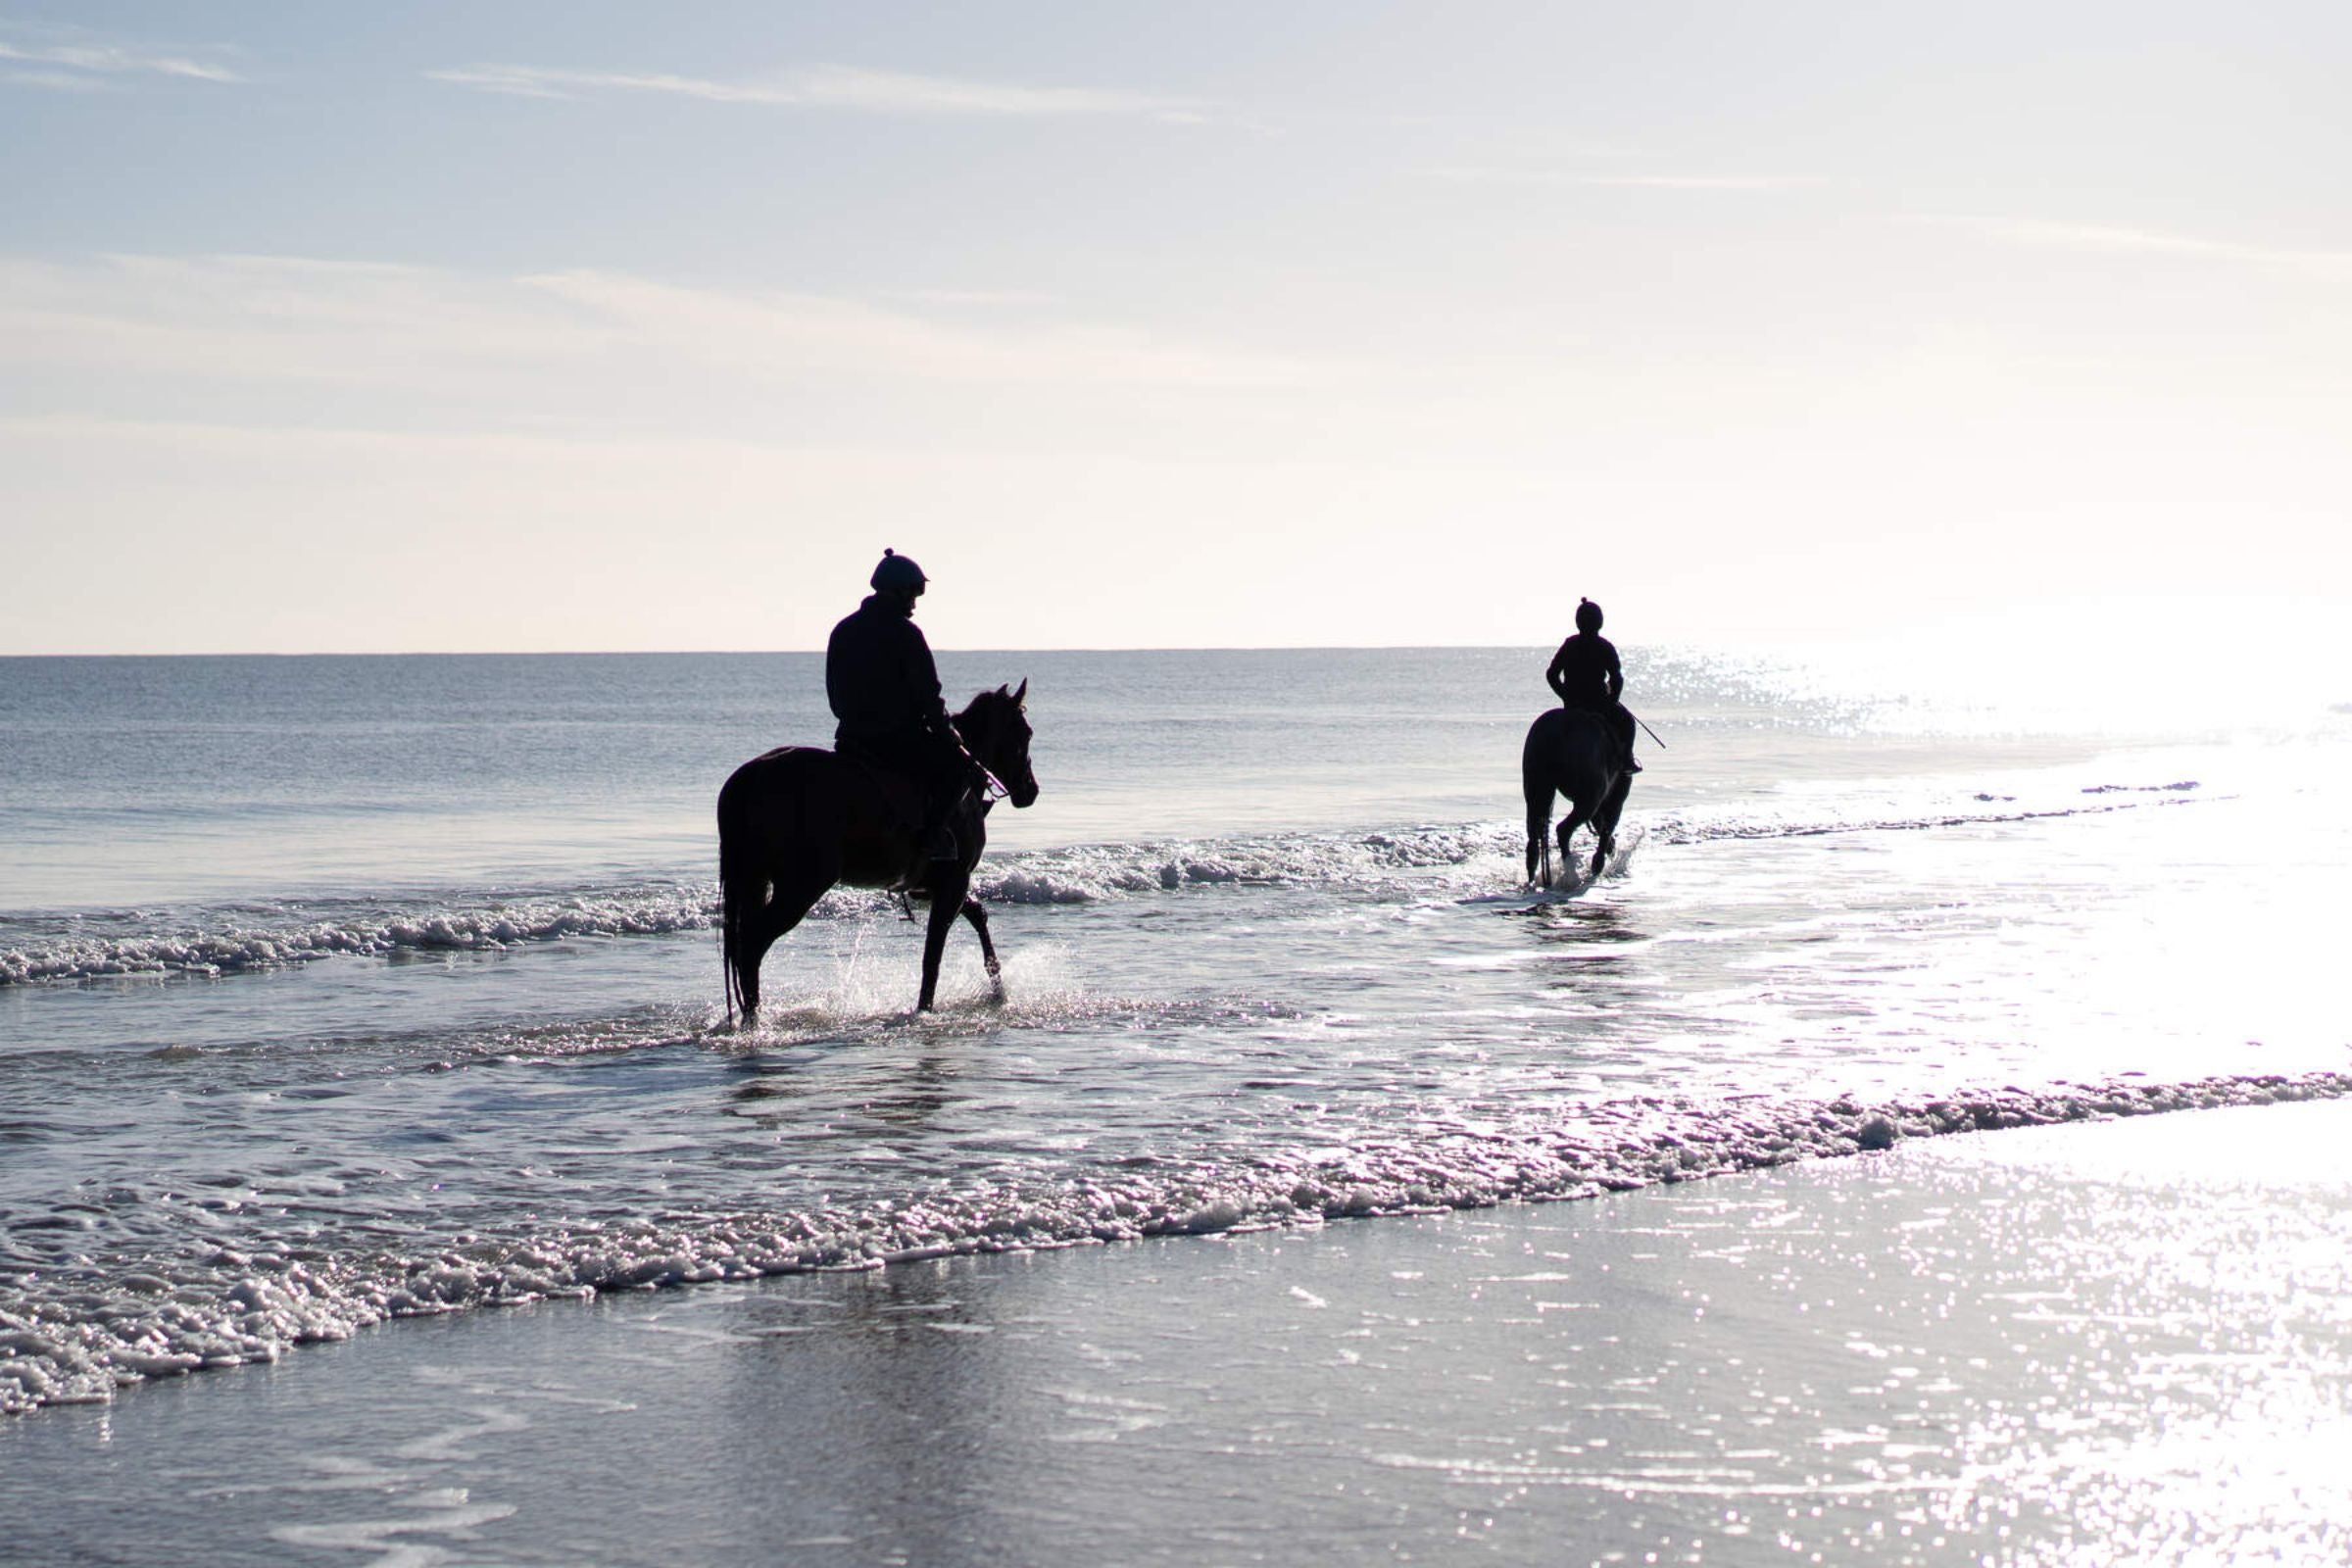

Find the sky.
[{"left": 3, "top": 2, "right": 2349, "bottom": 656}]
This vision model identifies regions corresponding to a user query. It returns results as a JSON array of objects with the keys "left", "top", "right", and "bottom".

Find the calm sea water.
[{"left": 2, "top": 645, "right": 2348, "bottom": 1415}]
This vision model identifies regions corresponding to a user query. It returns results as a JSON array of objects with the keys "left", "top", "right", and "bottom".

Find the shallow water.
[
  {"left": 3, "top": 646, "right": 2348, "bottom": 1415},
  {"left": 6, "top": 1100, "right": 2348, "bottom": 1567}
]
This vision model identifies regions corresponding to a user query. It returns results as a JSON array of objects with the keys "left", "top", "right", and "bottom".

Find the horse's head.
[{"left": 956, "top": 679, "right": 1039, "bottom": 808}]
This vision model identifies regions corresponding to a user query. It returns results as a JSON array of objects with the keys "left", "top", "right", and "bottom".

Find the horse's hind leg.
[
  {"left": 732, "top": 901, "right": 790, "bottom": 1021},
  {"left": 734, "top": 866, "right": 835, "bottom": 1022},
  {"left": 1555, "top": 801, "right": 1593, "bottom": 885},
  {"left": 1524, "top": 784, "right": 1553, "bottom": 885},
  {"left": 960, "top": 897, "right": 1004, "bottom": 1000},
  {"left": 1592, "top": 773, "right": 1634, "bottom": 879}
]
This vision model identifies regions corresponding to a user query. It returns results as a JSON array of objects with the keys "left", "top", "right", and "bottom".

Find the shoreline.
[{"left": 7, "top": 1096, "right": 2352, "bottom": 1564}]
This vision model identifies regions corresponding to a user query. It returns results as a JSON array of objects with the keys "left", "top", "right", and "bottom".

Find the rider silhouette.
[
  {"left": 826, "top": 549, "right": 977, "bottom": 860},
  {"left": 1546, "top": 598, "right": 1642, "bottom": 773}
]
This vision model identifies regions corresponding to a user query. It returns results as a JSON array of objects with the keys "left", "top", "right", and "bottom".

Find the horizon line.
[{"left": 0, "top": 641, "right": 1573, "bottom": 662}]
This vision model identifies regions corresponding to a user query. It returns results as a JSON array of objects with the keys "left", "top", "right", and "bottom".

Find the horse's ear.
[{"left": 1013, "top": 678, "right": 1028, "bottom": 708}]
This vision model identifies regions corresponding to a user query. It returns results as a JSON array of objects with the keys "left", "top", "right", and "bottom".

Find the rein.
[{"left": 954, "top": 701, "right": 1015, "bottom": 803}]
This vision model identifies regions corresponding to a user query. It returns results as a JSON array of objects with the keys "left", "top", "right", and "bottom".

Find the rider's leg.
[
  {"left": 918, "top": 728, "right": 968, "bottom": 860},
  {"left": 851, "top": 729, "right": 956, "bottom": 859}
]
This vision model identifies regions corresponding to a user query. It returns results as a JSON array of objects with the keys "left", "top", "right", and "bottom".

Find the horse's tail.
[{"left": 715, "top": 763, "right": 763, "bottom": 1024}]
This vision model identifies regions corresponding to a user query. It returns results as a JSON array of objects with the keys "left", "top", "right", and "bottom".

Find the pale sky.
[{"left": 4, "top": 3, "right": 2348, "bottom": 656}]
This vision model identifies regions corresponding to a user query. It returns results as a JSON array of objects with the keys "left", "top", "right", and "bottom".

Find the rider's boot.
[{"left": 1613, "top": 707, "right": 1643, "bottom": 773}]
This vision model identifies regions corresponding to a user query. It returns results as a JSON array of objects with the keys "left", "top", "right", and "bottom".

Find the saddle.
[
  {"left": 1558, "top": 700, "right": 1642, "bottom": 773},
  {"left": 833, "top": 743, "right": 926, "bottom": 837}
]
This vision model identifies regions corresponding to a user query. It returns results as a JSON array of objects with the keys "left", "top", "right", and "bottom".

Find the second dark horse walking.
[
  {"left": 1521, "top": 706, "right": 1631, "bottom": 887},
  {"left": 718, "top": 682, "right": 1040, "bottom": 1021}
]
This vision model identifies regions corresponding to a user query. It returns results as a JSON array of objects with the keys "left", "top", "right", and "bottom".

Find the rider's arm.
[
  {"left": 1604, "top": 642, "right": 1625, "bottom": 703},
  {"left": 904, "top": 622, "right": 950, "bottom": 727},
  {"left": 823, "top": 622, "right": 850, "bottom": 722},
  {"left": 1545, "top": 642, "right": 1571, "bottom": 702}
]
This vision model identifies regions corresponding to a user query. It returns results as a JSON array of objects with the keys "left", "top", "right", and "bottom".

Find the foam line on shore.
[{"left": 5, "top": 1069, "right": 2346, "bottom": 1417}]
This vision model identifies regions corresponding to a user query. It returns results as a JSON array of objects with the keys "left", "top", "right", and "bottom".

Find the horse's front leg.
[
  {"left": 960, "top": 897, "right": 1004, "bottom": 1000},
  {"left": 917, "top": 866, "right": 971, "bottom": 1011}
]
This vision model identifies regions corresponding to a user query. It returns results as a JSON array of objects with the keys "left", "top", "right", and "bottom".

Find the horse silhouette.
[
  {"left": 718, "top": 682, "right": 1038, "bottom": 1021},
  {"left": 1522, "top": 706, "right": 1631, "bottom": 886}
]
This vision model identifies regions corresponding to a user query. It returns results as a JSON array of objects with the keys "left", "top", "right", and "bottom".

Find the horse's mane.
[{"left": 954, "top": 684, "right": 1019, "bottom": 724}]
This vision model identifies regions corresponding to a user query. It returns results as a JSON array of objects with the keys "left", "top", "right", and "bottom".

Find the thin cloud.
[
  {"left": 887, "top": 288, "right": 1061, "bottom": 309},
  {"left": 517, "top": 268, "right": 1318, "bottom": 388},
  {"left": 4, "top": 68, "right": 109, "bottom": 92},
  {"left": 1432, "top": 166, "right": 1823, "bottom": 192},
  {"left": 426, "top": 61, "right": 1207, "bottom": 122},
  {"left": 1, "top": 253, "right": 1323, "bottom": 416},
  {"left": 0, "top": 40, "right": 241, "bottom": 85},
  {"left": 1920, "top": 216, "right": 2352, "bottom": 270}
]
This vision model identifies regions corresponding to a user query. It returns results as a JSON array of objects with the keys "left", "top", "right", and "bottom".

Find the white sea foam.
[
  {"left": 0, "top": 888, "right": 718, "bottom": 985},
  {"left": 4, "top": 1070, "right": 2344, "bottom": 1416}
]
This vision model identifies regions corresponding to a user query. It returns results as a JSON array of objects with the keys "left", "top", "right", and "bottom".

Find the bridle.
[{"left": 958, "top": 695, "right": 1024, "bottom": 804}]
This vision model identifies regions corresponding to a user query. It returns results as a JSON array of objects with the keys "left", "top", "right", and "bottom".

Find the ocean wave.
[
  {"left": 0, "top": 830, "right": 1514, "bottom": 985},
  {"left": 2, "top": 1069, "right": 2344, "bottom": 1417},
  {"left": 0, "top": 888, "right": 724, "bottom": 986},
  {"left": 1642, "top": 782, "right": 2205, "bottom": 846},
  {"left": 1, "top": 786, "right": 2206, "bottom": 988}
]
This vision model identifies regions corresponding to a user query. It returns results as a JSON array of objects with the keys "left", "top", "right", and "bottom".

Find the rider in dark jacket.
[
  {"left": 827, "top": 550, "right": 974, "bottom": 859},
  {"left": 1546, "top": 598, "right": 1641, "bottom": 773}
]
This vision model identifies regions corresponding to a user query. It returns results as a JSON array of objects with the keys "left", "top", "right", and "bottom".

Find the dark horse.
[
  {"left": 1522, "top": 706, "right": 1631, "bottom": 886},
  {"left": 718, "top": 682, "right": 1039, "bottom": 1022}
]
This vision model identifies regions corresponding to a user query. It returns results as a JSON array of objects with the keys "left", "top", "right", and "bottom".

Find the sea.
[{"left": 3, "top": 642, "right": 2348, "bottom": 1425}]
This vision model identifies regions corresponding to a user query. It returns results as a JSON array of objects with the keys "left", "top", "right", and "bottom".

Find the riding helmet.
[
  {"left": 870, "top": 549, "right": 928, "bottom": 594},
  {"left": 1575, "top": 598, "right": 1603, "bottom": 632}
]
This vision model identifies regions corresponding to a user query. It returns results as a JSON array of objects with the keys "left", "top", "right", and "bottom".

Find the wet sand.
[{"left": 8, "top": 1097, "right": 2351, "bottom": 1567}]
